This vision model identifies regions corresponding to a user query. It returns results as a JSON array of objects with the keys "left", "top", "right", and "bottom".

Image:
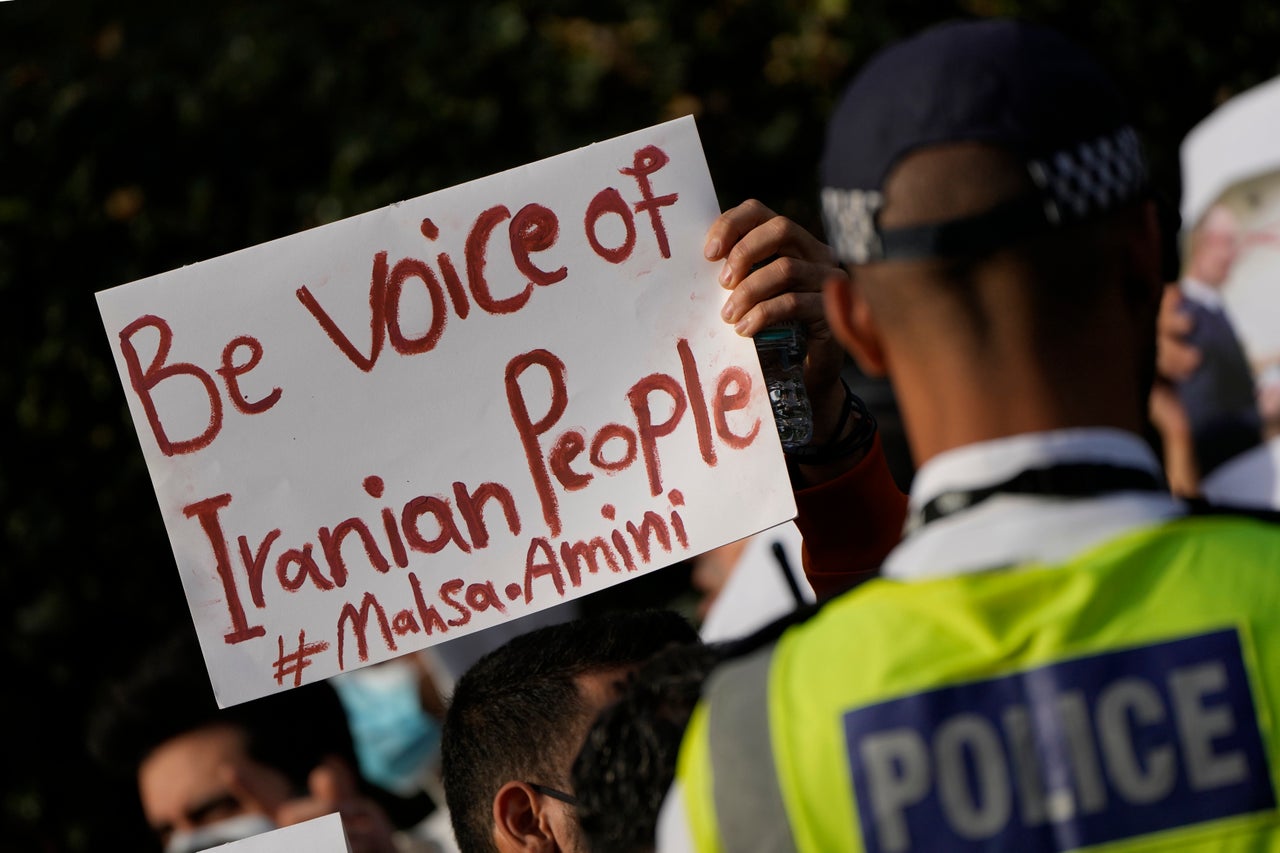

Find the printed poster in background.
[
  {"left": 1178, "top": 76, "right": 1280, "bottom": 499},
  {"left": 96, "top": 117, "right": 796, "bottom": 707}
]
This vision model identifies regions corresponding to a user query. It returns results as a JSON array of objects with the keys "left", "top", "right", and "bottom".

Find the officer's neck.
[{"left": 892, "top": 351, "right": 1147, "bottom": 471}]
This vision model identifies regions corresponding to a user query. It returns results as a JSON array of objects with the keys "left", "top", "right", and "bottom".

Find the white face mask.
[{"left": 164, "top": 813, "right": 277, "bottom": 853}]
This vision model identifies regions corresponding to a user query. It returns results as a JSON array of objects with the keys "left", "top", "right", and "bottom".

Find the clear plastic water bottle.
[{"left": 754, "top": 322, "right": 814, "bottom": 451}]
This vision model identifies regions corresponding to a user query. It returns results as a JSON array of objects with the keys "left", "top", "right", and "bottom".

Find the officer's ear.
[
  {"left": 825, "top": 268, "right": 888, "bottom": 377},
  {"left": 492, "top": 782, "right": 556, "bottom": 852}
]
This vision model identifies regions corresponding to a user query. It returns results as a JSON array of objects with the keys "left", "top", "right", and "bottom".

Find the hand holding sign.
[
  {"left": 97, "top": 118, "right": 795, "bottom": 707},
  {"left": 705, "top": 200, "right": 856, "bottom": 465}
]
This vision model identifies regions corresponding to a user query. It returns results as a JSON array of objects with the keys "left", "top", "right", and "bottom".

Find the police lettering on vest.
[{"left": 844, "top": 629, "right": 1275, "bottom": 852}]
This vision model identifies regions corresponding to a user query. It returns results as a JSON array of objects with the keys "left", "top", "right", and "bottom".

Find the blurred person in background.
[
  {"left": 1165, "top": 204, "right": 1263, "bottom": 481},
  {"left": 90, "top": 633, "right": 434, "bottom": 853},
  {"left": 571, "top": 643, "right": 723, "bottom": 853},
  {"left": 440, "top": 610, "right": 698, "bottom": 853}
]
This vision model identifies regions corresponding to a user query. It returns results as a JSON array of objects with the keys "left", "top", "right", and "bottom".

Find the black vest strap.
[
  {"left": 909, "top": 462, "right": 1165, "bottom": 531},
  {"left": 1183, "top": 497, "right": 1280, "bottom": 525}
]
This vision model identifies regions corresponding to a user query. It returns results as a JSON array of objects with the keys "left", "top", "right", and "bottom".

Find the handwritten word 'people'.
[{"left": 506, "top": 337, "right": 758, "bottom": 537}]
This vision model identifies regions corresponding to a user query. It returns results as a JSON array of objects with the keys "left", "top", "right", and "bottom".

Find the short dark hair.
[
  {"left": 89, "top": 631, "right": 357, "bottom": 792},
  {"left": 571, "top": 642, "right": 722, "bottom": 853},
  {"left": 440, "top": 610, "right": 698, "bottom": 853}
]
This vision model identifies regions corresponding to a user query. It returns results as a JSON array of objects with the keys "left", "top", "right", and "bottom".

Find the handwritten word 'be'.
[{"left": 116, "top": 146, "right": 678, "bottom": 458}]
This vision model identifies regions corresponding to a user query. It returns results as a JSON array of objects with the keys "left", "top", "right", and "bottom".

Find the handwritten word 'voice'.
[{"left": 117, "top": 146, "right": 680, "bottom": 458}]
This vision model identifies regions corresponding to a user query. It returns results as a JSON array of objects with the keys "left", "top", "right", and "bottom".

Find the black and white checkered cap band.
[
  {"left": 1027, "top": 125, "right": 1145, "bottom": 224},
  {"left": 822, "top": 126, "right": 1147, "bottom": 263},
  {"left": 821, "top": 187, "right": 885, "bottom": 264}
]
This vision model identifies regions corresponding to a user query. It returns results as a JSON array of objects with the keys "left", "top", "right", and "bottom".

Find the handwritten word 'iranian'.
[
  {"left": 185, "top": 475, "right": 523, "bottom": 645},
  {"left": 328, "top": 488, "right": 690, "bottom": 674}
]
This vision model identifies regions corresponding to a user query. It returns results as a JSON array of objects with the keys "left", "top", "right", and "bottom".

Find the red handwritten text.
[
  {"left": 295, "top": 145, "right": 679, "bottom": 375},
  {"left": 188, "top": 476, "right": 522, "bottom": 645},
  {"left": 505, "top": 337, "right": 760, "bottom": 537},
  {"left": 119, "top": 316, "right": 281, "bottom": 457}
]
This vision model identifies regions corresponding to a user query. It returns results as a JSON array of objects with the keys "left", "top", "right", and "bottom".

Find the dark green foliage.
[{"left": 2, "top": 0, "right": 1277, "bottom": 847}]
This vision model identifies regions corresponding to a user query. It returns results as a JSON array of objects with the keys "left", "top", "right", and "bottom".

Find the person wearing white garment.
[
  {"left": 693, "top": 523, "right": 813, "bottom": 644},
  {"left": 90, "top": 633, "right": 414, "bottom": 853}
]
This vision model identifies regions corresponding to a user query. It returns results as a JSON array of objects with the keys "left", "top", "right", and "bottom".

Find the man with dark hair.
[
  {"left": 570, "top": 643, "right": 722, "bottom": 853},
  {"left": 91, "top": 633, "right": 401, "bottom": 853},
  {"left": 440, "top": 609, "right": 699, "bottom": 853},
  {"left": 660, "top": 19, "right": 1280, "bottom": 852}
]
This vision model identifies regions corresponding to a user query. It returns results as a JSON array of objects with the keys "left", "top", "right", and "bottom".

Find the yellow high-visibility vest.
[{"left": 677, "top": 515, "right": 1280, "bottom": 851}]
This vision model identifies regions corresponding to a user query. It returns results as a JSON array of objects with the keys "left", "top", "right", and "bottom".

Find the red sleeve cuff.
[{"left": 794, "top": 433, "right": 907, "bottom": 599}]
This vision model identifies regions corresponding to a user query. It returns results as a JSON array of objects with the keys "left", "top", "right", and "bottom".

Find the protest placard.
[
  {"left": 1178, "top": 78, "right": 1280, "bottom": 500},
  {"left": 97, "top": 117, "right": 796, "bottom": 707},
  {"left": 1182, "top": 75, "right": 1280, "bottom": 381},
  {"left": 212, "top": 813, "right": 349, "bottom": 853}
]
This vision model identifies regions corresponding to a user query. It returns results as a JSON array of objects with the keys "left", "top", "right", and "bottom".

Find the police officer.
[{"left": 658, "top": 20, "right": 1280, "bottom": 852}]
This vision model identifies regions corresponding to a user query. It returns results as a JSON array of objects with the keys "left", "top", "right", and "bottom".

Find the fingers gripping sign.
[{"left": 706, "top": 200, "right": 850, "bottom": 445}]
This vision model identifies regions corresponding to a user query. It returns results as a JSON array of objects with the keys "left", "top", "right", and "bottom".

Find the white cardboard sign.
[
  {"left": 213, "top": 813, "right": 349, "bottom": 853},
  {"left": 97, "top": 117, "right": 796, "bottom": 707}
]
